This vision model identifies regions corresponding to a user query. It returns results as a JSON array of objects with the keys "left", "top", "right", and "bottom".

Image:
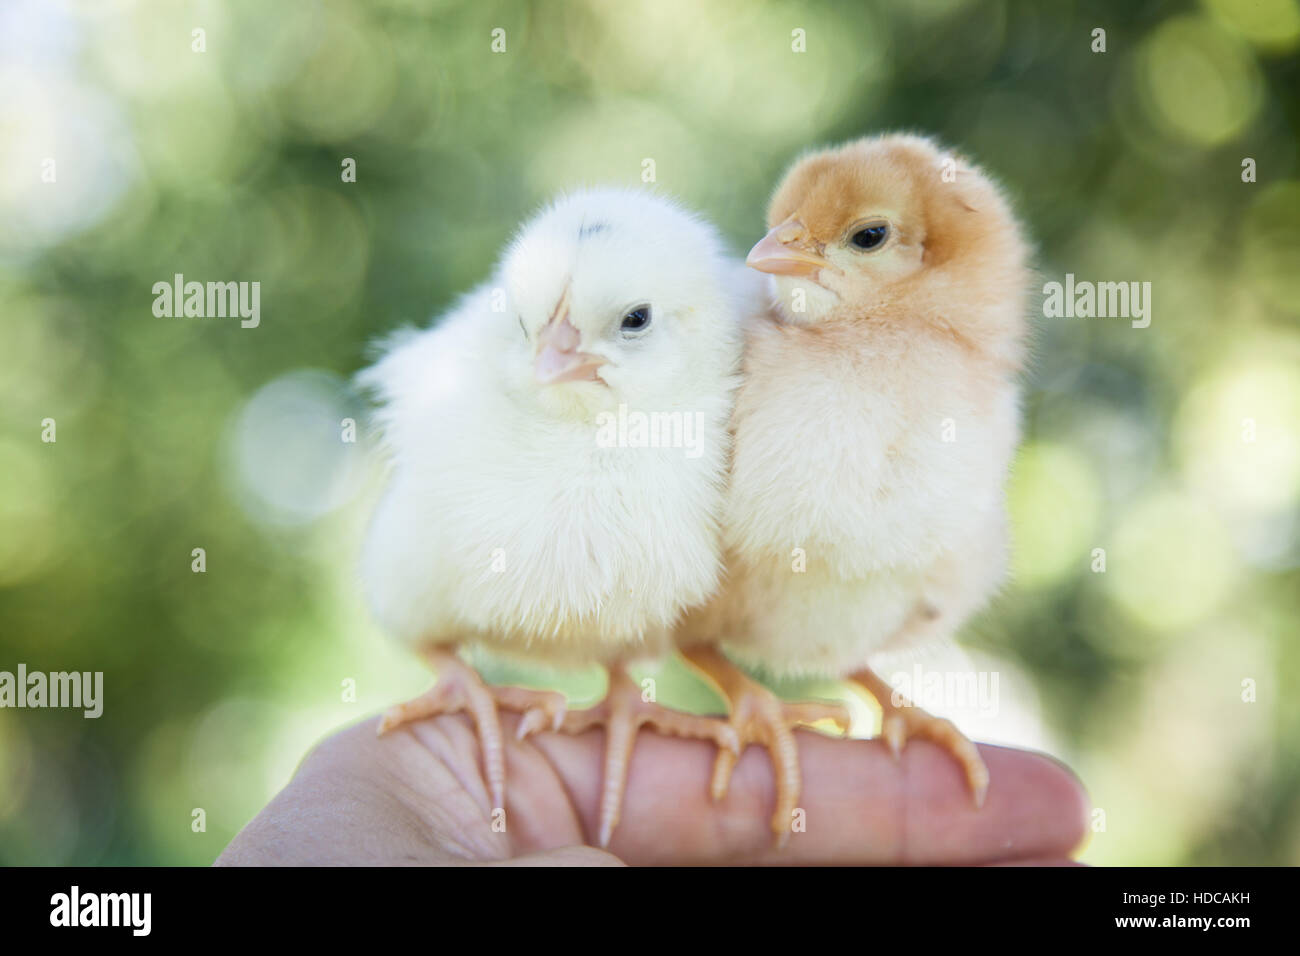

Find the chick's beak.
[
  {"left": 534, "top": 309, "right": 607, "bottom": 385},
  {"left": 746, "top": 218, "right": 831, "bottom": 277}
]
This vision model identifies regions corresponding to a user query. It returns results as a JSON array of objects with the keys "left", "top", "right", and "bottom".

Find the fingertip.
[
  {"left": 1035, "top": 750, "right": 1092, "bottom": 858},
  {"left": 978, "top": 744, "right": 1091, "bottom": 858}
]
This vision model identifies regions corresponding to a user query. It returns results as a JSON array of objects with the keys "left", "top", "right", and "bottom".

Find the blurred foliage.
[{"left": 1, "top": 0, "right": 1298, "bottom": 865}]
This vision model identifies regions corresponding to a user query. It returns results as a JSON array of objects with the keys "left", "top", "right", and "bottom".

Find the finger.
[
  {"left": 525, "top": 724, "right": 1089, "bottom": 865},
  {"left": 984, "top": 857, "right": 1087, "bottom": 867},
  {"left": 491, "top": 846, "right": 626, "bottom": 866}
]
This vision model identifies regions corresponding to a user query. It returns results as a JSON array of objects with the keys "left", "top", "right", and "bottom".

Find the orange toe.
[
  {"left": 681, "top": 646, "right": 849, "bottom": 847},
  {"left": 557, "top": 666, "right": 740, "bottom": 847},
  {"left": 851, "top": 667, "right": 989, "bottom": 807},
  {"left": 717, "top": 681, "right": 849, "bottom": 846},
  {"left": 379, "top": 650, "right": 569, "bottom": 812}
]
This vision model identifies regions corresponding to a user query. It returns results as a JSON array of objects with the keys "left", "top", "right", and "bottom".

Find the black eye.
[
  {"left": 621, "top": 305, "right": 651, "bottom": 332},
  {"left": 850, "top": 224, "right": 888, "bottom": 250}
]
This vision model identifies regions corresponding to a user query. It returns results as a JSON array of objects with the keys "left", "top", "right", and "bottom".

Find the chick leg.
[
  {"left": 682, "top": 646, "right": 850, "bottom": 846},
  {"left": 377, "top": 647, "right": 567, "bottom": 811},
  {"left": 849, "top": 666, "right": 989, "bottom": 807},
  {"left": 552, "top": 663, "right": 741, "bottom": 847}
]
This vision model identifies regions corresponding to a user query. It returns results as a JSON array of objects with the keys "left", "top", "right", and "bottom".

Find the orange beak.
[
  {"left": 534, "top": 288, "right": 607, "bottom": 385},
  {"left": 746, "top": 218, "right": 832, "bottom": 277}
]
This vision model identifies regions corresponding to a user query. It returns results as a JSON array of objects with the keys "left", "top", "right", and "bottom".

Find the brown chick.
[{"left": 677, "top": 133, "right": 1032, "bottom": 844}]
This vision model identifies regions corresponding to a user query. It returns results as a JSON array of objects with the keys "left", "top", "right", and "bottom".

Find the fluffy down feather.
[
  {"left": 359, "top": 188, "right": 759, "bottom": 666},
  {"left": 679, "top": 133, "right": 1031, "bottom": 678}
]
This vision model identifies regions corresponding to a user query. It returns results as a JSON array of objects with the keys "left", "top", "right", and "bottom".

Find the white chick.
[
  {"left": 359, "top": 188, "right": 751, "bottom": 845},
  {"left": 678, "top": 134, "right": 1031, "bottom": 841}
]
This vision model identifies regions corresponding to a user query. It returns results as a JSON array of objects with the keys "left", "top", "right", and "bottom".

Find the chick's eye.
[
  {"left": 621, "top": 305, "right": 651, "bottom": 332},
  {"left": 850, "top": 224, "right": 888, "bottom": 251}
]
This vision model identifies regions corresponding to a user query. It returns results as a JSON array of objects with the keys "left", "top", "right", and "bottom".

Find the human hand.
[{"left": 216, "top": 714, "right": 1088, "bottom": 866}]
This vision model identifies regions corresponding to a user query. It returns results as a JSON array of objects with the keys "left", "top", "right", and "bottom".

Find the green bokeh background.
[{"left": 1, "top": 0, "right": 1297, "bottom": 865}]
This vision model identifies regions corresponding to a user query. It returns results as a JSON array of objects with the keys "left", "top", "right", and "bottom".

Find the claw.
[
  {"left": 555, "top": 664, "right": 740, "bottom": 847},
  {"left": 851, "top": 667, "right": 989, "bottom": 807},
  {"left": 880, "top": 713, "right": 906, "bottom": 759},
  {"left": 378, "top": 648, "right": 568, "bottom": 812},
  {"left": 682, "top": 646, "right": 849, "bottom": 845}
]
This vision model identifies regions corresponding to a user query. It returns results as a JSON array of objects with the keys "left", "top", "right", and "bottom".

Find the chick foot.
[
  {"left": 849, "top": 666, "right": 988, "bottom": 807},
  {"left": 683, "top": 646, "right": 850, "bottom": 847},
  {"left": 377, "top": 648, "right": 567, "bottom": 811},
  {"left": 554, "top": 664, "right": 741, "bottom": 848}
]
